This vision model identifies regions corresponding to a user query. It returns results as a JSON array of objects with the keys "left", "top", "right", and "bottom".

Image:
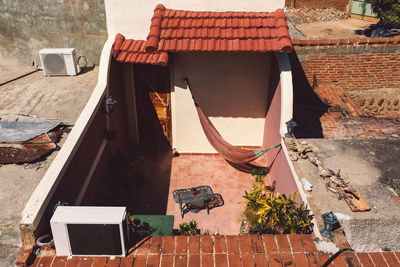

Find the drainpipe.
[{"left": 0, "top": 69, "right": 40, "bottom": 87}]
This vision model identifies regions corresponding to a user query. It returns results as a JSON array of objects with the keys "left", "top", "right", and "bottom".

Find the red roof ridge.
[
  {"left": 146, "top": 4, "right": 167, "bottom": 53},
  {"left": 113, "top": 33, "right": 125, "bottom": 58},
  {"left": 113, "top": 34, "right": 169, "bottom": 66}
]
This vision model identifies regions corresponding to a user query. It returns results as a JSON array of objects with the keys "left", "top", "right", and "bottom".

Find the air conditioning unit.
[
  {"left": 50, "top": 206, "right": 128, "bottom": 257},
  {"left": 39, "top": 48, "right": 80, "bottom": 76}
]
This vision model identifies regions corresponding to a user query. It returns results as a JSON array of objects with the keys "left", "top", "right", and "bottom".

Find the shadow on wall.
[
  {"left": 82, "top": 62, "right": 173, "bottom": 215},
  {"left": 84, "top": 143, "right": 173, "bottom": 215},
  {"left": 289, "top": 50, "right": 329, "bottom": 138},
  {"left": 134, "top": 64, "right": 171, "bottom": 147},
  {"left": 173, "top": 52, "right": 271, "bottom": 118}
]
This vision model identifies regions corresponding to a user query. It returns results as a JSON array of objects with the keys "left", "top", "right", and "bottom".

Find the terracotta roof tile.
[
  {"left": 144, "top": 4, "right": 292, "bottom": 53},
  {"left": 112, "top": 34, "right": 168, "bottom": 66}
]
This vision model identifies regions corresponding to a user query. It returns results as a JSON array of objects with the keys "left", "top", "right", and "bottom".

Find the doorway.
[{"left": 133, "top": 64, "right": 172, "bottom": 147}]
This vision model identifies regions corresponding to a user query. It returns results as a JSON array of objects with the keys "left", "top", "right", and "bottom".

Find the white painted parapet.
[
  {"left": 277, "top": 52, "right": 294, "bottom": 136},
  {"left": 20, "top": 37, "right": 115, "bottom": 230}
]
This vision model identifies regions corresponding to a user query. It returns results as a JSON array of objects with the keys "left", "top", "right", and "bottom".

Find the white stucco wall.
[
  {"left": 278, "top": 52, "right": 293, "bottom": 136},
  {"left": 172, "top": 52, "right": 271, "bottom": 153},
  {"left": 104, "top": 0, "right": 285, "bottom": 39}
]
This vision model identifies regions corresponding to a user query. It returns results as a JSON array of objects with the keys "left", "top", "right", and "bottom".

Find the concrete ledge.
[
  {"left": 20, "top": 37, "right": 115, "bottom": 233},
  {"left": 292, "top": 35, "right": 400, "bottom": 47}
]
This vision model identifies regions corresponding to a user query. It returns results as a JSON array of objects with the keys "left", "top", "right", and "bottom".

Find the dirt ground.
[
  {"left": 0, "top": 52, "right": 98, "bottom": 266},
  {"left": 295, "top": 18, "right": 375, "bottom": 38},
  {"left": 293, "top": 139, "right": 400, "bottom": 252}
]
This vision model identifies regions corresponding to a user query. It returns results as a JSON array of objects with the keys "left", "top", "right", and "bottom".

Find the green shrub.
[
  {"left": 178, "top": 220, "right": 199, "bottom": 236},
  {"left": 366, "top": 0, "right": 400, "bottom": 24},
  {"left": 255, "top": 191, "right": 313, "bottom": 234},
  {"left": 251, "top": 167, "right": 269, "bottom": 183},
  {"left": 240, "top": 184, "right": 313, "bottom": 234}
]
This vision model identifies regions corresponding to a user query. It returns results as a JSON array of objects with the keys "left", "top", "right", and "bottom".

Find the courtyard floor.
[
  {"left": 83, "top": 143, "right": 268, "bottom": 235},
  {"left": 166, "top": 152, "right": 266, "bottom": 235}
]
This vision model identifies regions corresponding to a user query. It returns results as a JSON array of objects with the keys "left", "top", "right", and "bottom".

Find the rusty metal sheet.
[
  {"left": 0, "top": 115, "right": 63, "bottom": 164},
  {"left": 0, "top": 116, "right": 59, "bottom": 143},
  {"left": 0, "top": 130, "right": 63, "bottom": 164}
]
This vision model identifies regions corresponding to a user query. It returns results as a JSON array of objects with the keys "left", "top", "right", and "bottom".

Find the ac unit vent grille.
[{"left": 43, "top": 54, "right": 66, "bottom": 74}]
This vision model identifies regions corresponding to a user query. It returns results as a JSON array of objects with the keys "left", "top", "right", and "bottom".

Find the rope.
[
  {"left": 182, "top": 78, "right": 198, "bottom": 105},
  {"left": 254, "top": 143, "right": 281, "bottom": 159}
]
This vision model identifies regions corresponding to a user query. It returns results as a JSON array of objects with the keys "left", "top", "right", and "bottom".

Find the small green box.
[{"left": 132, "top": 215, "right": 174, "bottom": 236}]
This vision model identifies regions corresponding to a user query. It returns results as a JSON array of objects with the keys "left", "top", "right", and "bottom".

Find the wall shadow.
[
  {"left": 134, "top": 64, "right": 171, "bottom": 148},
  {"left": 289, "top": 50, "right": 329, "bottom": 138},
  {"left": 82, "top": 63, "right": 173, "bottom": 215},
  {"left": 88, "top": 143, "right": 172, "bottom": 215}
]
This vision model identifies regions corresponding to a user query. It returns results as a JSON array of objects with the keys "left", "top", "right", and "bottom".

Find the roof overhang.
[{"left": 113, "top": 3, "right": 293, "bottom": 65}]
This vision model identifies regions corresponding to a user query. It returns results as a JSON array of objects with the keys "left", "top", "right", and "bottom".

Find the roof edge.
[
  {"left": 292, "top": 35, "right": 400, "bottom": 47},
  {"left": 145, "top": 4, "right": 166, "bottom": 53}
]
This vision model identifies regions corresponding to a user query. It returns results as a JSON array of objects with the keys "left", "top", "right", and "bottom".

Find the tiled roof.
[
  {"left": 113, "top": 34, "right": 169, "bottom": 66},
  {"left": 145, "top": 4, "right": 292, "bottom": 53},
  {"left": 22, "top": 234, "right": 400, "bottom": 266}
]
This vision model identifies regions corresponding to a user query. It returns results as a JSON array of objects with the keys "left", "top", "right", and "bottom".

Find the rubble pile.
[{"left": 285, "top": 7, "right": 348, "bottom": 25}]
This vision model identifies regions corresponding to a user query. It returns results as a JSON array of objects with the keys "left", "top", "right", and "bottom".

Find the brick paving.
[
  {"left": 166, "top": 151, "right": 267, "bottom": 235},
  {"left": 296, "top": 85, "right": 400, "bottom": 139},
  {"left": 28, "top": 234, "right": 400, "bottom": 266}
]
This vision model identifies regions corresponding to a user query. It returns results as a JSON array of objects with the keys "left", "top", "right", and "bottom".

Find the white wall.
[
  {"left": 278, "top": 52, "right": 293, "bottom": 136},
  {"left": 104, "top": 0, "right": 285, "bottom": 39},
  {"left": 172, "top": 52, "right": 271, "bottom": 153}
]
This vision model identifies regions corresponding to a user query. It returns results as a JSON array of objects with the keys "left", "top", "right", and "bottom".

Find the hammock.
[{"left": 183, "top": 78, "right": 281, "bottom": 164}]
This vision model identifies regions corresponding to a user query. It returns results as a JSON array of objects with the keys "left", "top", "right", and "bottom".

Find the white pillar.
[{"left": 277, "top": 52, "right": 293, "bottom": 136}]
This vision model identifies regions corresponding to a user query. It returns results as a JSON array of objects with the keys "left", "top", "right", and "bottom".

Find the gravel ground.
[
  {"left": 0, "top": 51, "right": 98, "bottom": 266},
  {"left": 295, "top": 18, "right": 375, "bottom": 39},
  {"left": 285, "top": 7, "right": 348, "bottom": 25},
  {"left": 293, "top": 139, "right": 400, "bottom": 251},
  {"left": 285, "top": 8, "right": 375, "bottom": 39}
]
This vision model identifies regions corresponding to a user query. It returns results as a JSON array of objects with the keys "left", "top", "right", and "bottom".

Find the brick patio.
[
  {"left": 28, "top": 234, "right": 400, "bottom": 266},
  {"left": 83, "top": 144, "right": 268, "bottom": 235},
  {"left": 167, "top": 152, "right": 266, "bottom": 235}
]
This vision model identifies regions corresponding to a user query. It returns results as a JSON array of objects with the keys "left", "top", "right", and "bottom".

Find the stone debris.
[
  {"left": 308, "top": 156, "right": 371, "bottom": 212},
  {"left": 288, "top": 138, "right": 312, "bottom": 160},
  {"left": 301, "top": 178, "right": 313, "bottom": 192},
  {"left": 285, "top": 7, "right": 347, "bottom": 25}
]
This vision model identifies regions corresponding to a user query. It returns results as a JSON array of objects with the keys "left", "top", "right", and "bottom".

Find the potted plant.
[{"left": 178, "top": 220, "right": 200, "bottom": 235}]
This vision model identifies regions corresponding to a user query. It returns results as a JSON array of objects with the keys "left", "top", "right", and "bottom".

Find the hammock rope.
[{"left": 183, "top": 78, "right": 281, "bottom": 164}]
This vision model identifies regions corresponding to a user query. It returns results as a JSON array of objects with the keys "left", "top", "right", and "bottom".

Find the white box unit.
[
  {"left": 50, "top": 206, "right": 127, "bottom": 257},
  {"left": 39, "top": 48, "right": 80, "bottom": 76}
]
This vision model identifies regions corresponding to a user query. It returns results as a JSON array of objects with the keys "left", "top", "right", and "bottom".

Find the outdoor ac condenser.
[
  {"left": 50, "top": 206, "right": 127, "bottom": 257},
  {"left": 39, "top": 48, "right": 80, "bottom": 76}
]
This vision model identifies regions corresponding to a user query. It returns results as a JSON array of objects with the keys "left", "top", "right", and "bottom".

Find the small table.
[{"left": 172, "top": 185, "right": 214, "bottom": 218}]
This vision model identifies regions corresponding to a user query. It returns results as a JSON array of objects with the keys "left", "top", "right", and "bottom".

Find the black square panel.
[{"left": 67, "top": 224, "right": 122, "bottom": 255}]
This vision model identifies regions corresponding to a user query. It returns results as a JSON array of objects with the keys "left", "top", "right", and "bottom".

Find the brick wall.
[
  {"left": 292, "top": 37, "right": 400, "bottom": 92},
  {"left": 285, "top": 0, "right": 349, "bottom": 11},
  {"left": 290, "top": 36, "right": 400, "bottom": 139}
]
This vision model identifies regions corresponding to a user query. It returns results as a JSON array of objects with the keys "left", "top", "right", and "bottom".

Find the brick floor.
[
  {"left": 294, "top": 85, "right": 400, "bottom": 139},
  {"left": 167, "top": 152, "right": 267, "bottom": 235},
  {"left": 84, "top": 143, "right": 267, "bottom": 236},
  {"left": 26, "top": 235, "right": 400, "bottom": 267}
]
